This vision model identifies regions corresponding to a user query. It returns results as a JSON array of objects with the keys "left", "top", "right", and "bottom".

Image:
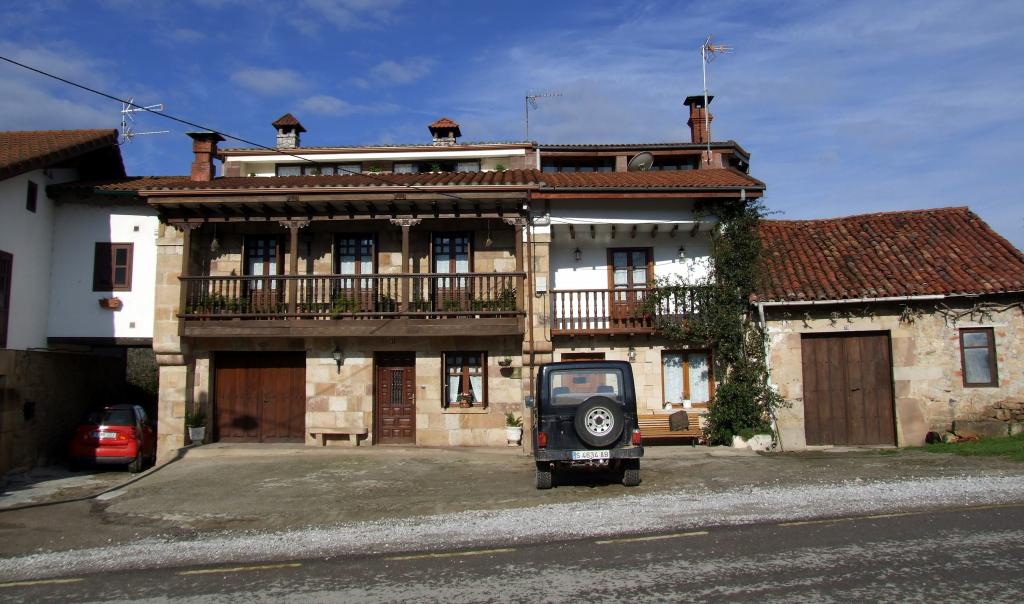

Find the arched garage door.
[{"left": 800, "top": 332, "right": 896, "bottom": 446}]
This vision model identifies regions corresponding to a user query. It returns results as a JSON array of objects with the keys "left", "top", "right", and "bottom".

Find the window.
[
  {"left": 651, "top": 156, "right": 699, "bottom": 171},
  {"left": 444, "top": 352, "right": 486, "bottom": 407},
  {"left": 0, "top": 250, "right": 11, "bottom": 347},
  {"left": 540, "top": 158, "right": 615, "bottom": 173},
  {"left": 93, "top": 243, "right": 133, "bottom": 291},
  {"left": 334, "top": 235, "right": 376, "bottom": 310},
  {"left": 275, "top": 164, "right": 302, "bottom": 176},
  {"left": 548, "top": 368, "right": 624, "bottom": 406},
  {"left": 338, "top": 163, "right": 362, "bottom": 175},
  {"left": 609, "top": 248, "right": 652, "bottom": 292},
  {"left": 26, "top": 181, "right": 38, "bottom": 212},
  {"left": 393, "top": 163, "right": 417, "bottom": 174},
  {"left": 960, "top": 328, "right": 998, "bottom": 387},
  {"left": 455, "top": 161, "right": 480, "bottom": 173},
  {"left": 244, "top": 236, "right": 282, "bottom": 290},
  {"left": 662, "top": 351, "right": 713, "bottom": 407}
]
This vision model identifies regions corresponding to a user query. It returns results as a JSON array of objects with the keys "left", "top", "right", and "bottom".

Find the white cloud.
[
  {"left": 230, "top": 68, "right": 306, "bottom": 96},
  {"left": 369, "top": 57, "right": 435, "bottom": 86},
  {"left": 288, "top": 0, "right": 404, "bottom": 34},
  {"left": 299, "top": 95, "right": 353, "bottom": 116}
]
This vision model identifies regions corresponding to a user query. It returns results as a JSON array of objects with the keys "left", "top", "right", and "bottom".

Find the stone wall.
[
  {"left": 0, "top": 349, "right": 124, "bottom": 473},
  {"left": 764, "top": 299, "right": 1024, "bottom": 449}
]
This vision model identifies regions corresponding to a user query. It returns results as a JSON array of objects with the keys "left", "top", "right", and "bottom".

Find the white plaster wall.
[
  {"left": 0, "top": 169, "right": 65, "bottom": 349},
  {"left": 47, "top": 203, "right": 159, "bottom": 340},
  {"left": 228, "top": 151, "right": 526, "bottom": 177}
]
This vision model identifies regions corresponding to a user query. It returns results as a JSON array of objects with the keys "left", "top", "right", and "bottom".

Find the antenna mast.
[
  {"left": 524, "top": 91, "right": 562, "bottom": 140},
  {"left": 700, "top": 36, "right": 733, "bottom": 163},
  {"left": 120, "top": 97, "right": 170, "bottom": 144}
]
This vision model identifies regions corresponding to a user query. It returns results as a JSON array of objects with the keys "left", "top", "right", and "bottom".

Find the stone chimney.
[
  {"left": 272, "top": 113, "right": 306, "bottom": 149},
  {"left": 428, "top": 117, "right": 461, "bottom": 146},
  {"left": 684, "top": 95, "right": 714, "bottom": 145},
  {"left": 187, "top": 131, "right": 225, "bottom": 182}
]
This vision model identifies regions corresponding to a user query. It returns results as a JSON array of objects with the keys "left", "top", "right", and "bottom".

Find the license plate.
[
  {"left": 92, "top": 431, "right": 117, "bottom": 439},
  {"left": 571, "top": 450, "right": 610, "bottom": 460}
]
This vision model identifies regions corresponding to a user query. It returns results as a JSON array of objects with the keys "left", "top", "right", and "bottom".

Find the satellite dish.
[{"left": 627, "top": 152, "right": 654, "bottom": 171}]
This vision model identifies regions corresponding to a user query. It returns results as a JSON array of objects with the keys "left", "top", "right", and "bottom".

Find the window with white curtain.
[
  {"left": 662, "top": 351, "right": 712, "bottom": 407},
  {"left": 444, "top": 352, "right": 486, "bottom": 407}
]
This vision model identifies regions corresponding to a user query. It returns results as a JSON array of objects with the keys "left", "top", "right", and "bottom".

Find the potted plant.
[
  {"left": 185, "top": 409, "right": 206, "bottom": 445},
  {"left": 505, "top": 411, "right": 523, "bottom": 445},
  {"left": 456, "top": 392, "right": 475, "bottom": 408}
]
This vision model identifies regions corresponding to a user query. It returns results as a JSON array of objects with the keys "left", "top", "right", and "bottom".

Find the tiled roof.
[
  {"left": 428, "top": 117, "right": 460, "bottom": 129},
  {"left": 65, "top": 168, "right": 763, "bottom": 193},
  {"left": 0, "top": 129, "right": 121, "bottom": 180},
  {"left": 271, "top": 113, "right": 305, "bottom": 132},
  {"left": 219, "top": 141, "right": 532, "bottom": 153},
  {"left": 756, "top": 207, "right": 1024, "bottom": 302}
]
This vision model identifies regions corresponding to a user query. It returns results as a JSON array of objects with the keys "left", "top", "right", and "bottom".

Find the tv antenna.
[
  {"left": 120, "top": 97, "right": 170, "bottom": 144},
  {"left": 524, "top": 91, "right": 562, "bottom": 140},
  {"left": 700, "top": 35, "right": 733, "bottom": 162}
]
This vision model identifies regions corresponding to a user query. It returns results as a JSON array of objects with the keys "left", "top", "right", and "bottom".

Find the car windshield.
[
  {"left": 85, "top": 408, "right": 135, "bottom": 426},
  {"left": 548, "top": 369, "right": 624, "bottom": 406}
]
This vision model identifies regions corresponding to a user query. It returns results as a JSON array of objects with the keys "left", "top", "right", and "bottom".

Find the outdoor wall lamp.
[
  {"left": 574, "top": 247, "right": 582, "bottom": 262},
  {"left": 332, "top": 346, "right": 344, "bottom": 373},
  {"left": 677, "top": 245, "right": 686, "bottom": 262},
  {"left": 627, "top": 346, "right": 637, "bottom": 363}
]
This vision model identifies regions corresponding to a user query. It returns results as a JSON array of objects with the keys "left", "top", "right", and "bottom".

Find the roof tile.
[{"left": 0, "top": 129, "right": 120, "bottom": 180}]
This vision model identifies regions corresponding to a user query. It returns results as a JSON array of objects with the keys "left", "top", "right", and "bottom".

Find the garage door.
[
  {"left": 214, "top": 352, "right": 306, "bottom": 443},
  {"left": 801, "top": 332, "right": 896, "bottom": 446}
]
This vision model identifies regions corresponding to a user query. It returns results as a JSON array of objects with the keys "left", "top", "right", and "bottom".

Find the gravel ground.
[{"left": 2, "top": 473, "right": 1023, "bottom": 582}]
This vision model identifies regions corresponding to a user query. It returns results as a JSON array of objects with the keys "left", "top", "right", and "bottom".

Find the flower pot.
[
  {"left": 506, "top": 426, "right": 523, "bottom": 446},
  {"left": 731, "top": 435, "right": 748, "bottom": 449},
  {"left": 98, "top": 297, "right": 123, "bottom": 310},
  {"left": 188, "top": 426, "right": 206, "bottom": 445}
]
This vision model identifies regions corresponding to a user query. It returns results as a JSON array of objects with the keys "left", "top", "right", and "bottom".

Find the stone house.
[
  {"left": 56, "top": 100, "right": 761, "bottom": 460},
  {"left": 756, "top": 207, "right": 1024, "bottom": 449},
  {"left": 0, "top": 129, "right": 159, "bottom": 472}
]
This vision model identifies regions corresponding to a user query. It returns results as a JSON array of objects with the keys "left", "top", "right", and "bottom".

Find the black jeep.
[{"left": 526, "top": 361, "right": 643, "bottom": 489}]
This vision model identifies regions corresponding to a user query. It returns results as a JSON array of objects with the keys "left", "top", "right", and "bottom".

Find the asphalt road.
[{"left": 3, "top": 503, "right": 1022, "bottom": 603}]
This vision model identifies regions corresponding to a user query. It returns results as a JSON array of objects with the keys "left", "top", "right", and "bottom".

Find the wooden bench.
[
  {"left": 637, "top": 411, "right": 703, "bottom": 445},
  {"left": 308, "top": 427, "right": 368, "bottom": 447}
]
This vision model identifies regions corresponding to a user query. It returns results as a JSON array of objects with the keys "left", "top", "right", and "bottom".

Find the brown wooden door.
[
  {"left": 608, "top": 248, "right": 652, "bottom": 330},
  {"left": 432, "top": 233, "right": 471, "bottom": 312},
  {"left": 375, "top": 352, "right": 416, "bottom": 444},
  {"left": 244, "top": 236, "right": 283, "bottom": 313},
  {"left": 215, "top": 352, "right": 306, "bottom": 442},
  {"left": 801, "top": 332, "right": 896, "bottom": 446}
]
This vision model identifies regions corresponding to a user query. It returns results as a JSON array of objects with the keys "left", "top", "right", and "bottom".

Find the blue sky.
[{"left": 2, "top": 0, "right": 1022, "bottom": 246}]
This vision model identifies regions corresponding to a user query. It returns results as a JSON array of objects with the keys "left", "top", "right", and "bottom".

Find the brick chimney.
[
  {"left": 187, "top": 132, "right": 225, "bottom": 182},
  {"left": 272, "top": 113, "right": 306, "bottom": 149},
  {"left": 684, "top": 95, "right": 714, "bottom": 144}
]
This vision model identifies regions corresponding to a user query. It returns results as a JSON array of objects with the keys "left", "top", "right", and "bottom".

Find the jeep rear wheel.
[
  {"left": 573, "top": 396, "right": 624, "bottom": 448},
  {"left": 622, "top": 459, "right": 641, "bottom": 487},
  {"left": 536, "top": 463, "right": 553, "bottom": 490}
]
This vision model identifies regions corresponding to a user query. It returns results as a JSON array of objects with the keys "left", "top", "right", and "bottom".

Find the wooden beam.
[
  {"left": 610, "top": 225, "right": 616, "bottom": 239},
  {"left": 630, "top": 224, "right": 637, "bottom": 239},
  {"left": 650, "top": 224, "right": 658, "bottom": 239},
  {"left": 690, "top": 223, "right": 700, "bottom": 237},
  {"left": 669, "top": 224, "right": 679, "bottom": 238},
  {"left": 344, "top": 202, "right": 356, "bottom": 219},
  {"left": 590, "top": 224, "right": 596, "bottom": 240},
  {"left": 473, "top": 202, "right": 482, "bottom": 217},
  {"left": 569, "top": 225, "right": 576, "bottom": 240},
  {"left": 431, "top": 201, "right": 439, "bottom": 218}
]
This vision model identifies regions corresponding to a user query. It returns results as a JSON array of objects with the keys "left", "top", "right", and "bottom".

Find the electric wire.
[{"left": 0, "top": 54, "right": 490, "bottom": 203}]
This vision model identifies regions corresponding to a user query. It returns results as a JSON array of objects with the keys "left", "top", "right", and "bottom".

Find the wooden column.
[
  {"left": 390, "top": 218, "right": 421, "bottom": 311},
  {"left": 281, "top": 220, "right": 310, "bottom": 316},
  {"left": 177, "top": 224, "right": 196, "bottom": 318},
  {"left": 505, "top": 217, "right": 527, "bottom": 313}
]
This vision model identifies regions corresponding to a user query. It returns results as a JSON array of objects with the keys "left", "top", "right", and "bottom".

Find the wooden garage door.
[
  {"left": 215, "top": 352, "right": 305, "bottom": 443},
  {"left": 801, "top": 332, "right": 896, "bottom": 446}
]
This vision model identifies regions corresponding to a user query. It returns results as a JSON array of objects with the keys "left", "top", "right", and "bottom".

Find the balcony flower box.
[{"left": 98, "top": 297, "right": 123, "bottom": 310}]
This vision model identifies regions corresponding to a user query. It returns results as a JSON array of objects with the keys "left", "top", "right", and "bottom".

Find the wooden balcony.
[
  {"left": 550, "top": 287, "right": 705, "bottom": 336},
  {"left": 179, "top": 272, "right": 525, "bottom": 338}
]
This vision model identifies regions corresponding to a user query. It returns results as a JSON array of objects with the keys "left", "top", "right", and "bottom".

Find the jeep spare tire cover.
[{"left": 574, "top": 396, "right": 624, "bottom": 448}]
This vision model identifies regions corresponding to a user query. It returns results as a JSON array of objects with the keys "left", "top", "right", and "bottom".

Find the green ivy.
[{"left": 644, "top": 198, "right": 785, "bottom": 444}]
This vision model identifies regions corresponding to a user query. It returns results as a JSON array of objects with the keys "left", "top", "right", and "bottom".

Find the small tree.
[{"left": 645, "top": 198, "right": 784, "bottom": 444}]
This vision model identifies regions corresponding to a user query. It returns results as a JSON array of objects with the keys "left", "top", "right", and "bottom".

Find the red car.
[{"left": 69, "top": 404, "right": 156, "bottom": 473}]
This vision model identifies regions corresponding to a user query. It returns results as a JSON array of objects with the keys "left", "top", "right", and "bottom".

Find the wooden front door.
[
  {"left": 214, "top": 352, "right": 306, "bottom": 442},
  {"left": 375, "top": 352, "right": 416, "bottom": 444},
  {"left": 244, "top": 236, "right": 283, "bottom": 313},
  {"left": 608, "top": 248, "right": 652, "bottom": 330},
  {"left": 801, "top": 332, "right": 896, "bottom": 446}
]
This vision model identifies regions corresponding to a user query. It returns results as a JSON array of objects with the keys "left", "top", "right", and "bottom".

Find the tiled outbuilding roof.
[
  {"left": 756, "top": 207, "right": 1024, "bottom": 302},
  {"left": 63, "top": 168, "right": 764, "bottom": 193},
  {"left": 428, "top": 117, "right": 460, "bottom": 129},
  {"left": 0, "top": 129, "right": 121, "bottom": 180}
]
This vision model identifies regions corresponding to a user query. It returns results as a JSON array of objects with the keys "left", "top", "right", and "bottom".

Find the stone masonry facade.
[{"left": 766, "top": 300, "right": 1024, "bottom": 449}]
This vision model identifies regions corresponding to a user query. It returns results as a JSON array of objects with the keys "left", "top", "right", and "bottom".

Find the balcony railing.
[
  {"left": 180, "top": 272, "right": 524, "bottom": 319},
  {"left": 550, "top": 287, "right": 706, "bottom": 336}
]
